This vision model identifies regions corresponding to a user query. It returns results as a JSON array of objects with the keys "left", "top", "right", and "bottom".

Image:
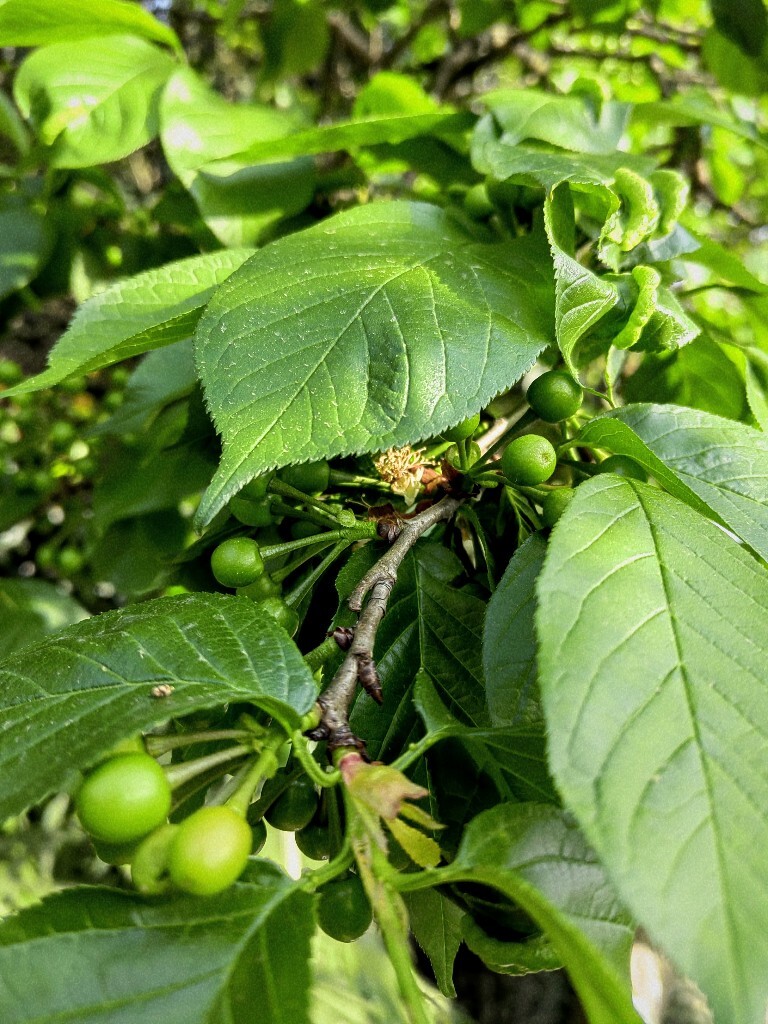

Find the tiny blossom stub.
[{"left": 374, "top": 446, "right": 431, "bottom": 505}]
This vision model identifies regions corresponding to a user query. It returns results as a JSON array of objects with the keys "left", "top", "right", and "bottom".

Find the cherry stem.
[
  {"left": 145, "top": 730, "right": 252, "bottom": 756},
  {"left": 164, "top": 744, "right": 252, "bottom": 790}
]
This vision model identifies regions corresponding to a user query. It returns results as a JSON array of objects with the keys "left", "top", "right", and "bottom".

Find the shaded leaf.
[
  {"left": 0, "top": 196, "right": 51, "bottom": 300},
  {"left": 483, "top": 534, "right": 546, "bottom": 728},
  {"left": 194, "top": 201, "right": 554, "bottom": 527},
  {"left": 404, "top": 888, "right": 465, "bottom": 997},
  {"left": 442, "top": 803, "right": 639, "bottom": 1024},
  {"left": 0, "top": 593, "right": 317, "bottom": 820},
  {"left": 537, "top": 475, "right": 768, "bottom": 1024},
  {"left": 0, "top": 578, "right": 88, "bottom": 659},
  {"left": 160, "top": 69, "right": 316, "bottom": 247},
  {"left": 0, "top": 861, "right": 313, "bottom": 1024}
]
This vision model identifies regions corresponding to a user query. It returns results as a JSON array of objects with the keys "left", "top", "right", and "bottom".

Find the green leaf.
[
  {"left": 746, "top": 358, "right": 768, "bottom": 430},
  {"left": 709, "top": 0, "right": 767, "bottom": 58},
  {"left": 194, "top": 200, "right": 554, "bottom": 527},
  {"left": 0, "top": 578, "right": 88, "bottom": 659},
  {"left": 0, "top": 593, "right": 317, "bottom": 821},
  {"left": 91, "top": 339, "right": 198, "bottom": 436},
  {"left": 14, "top": 35, "right": 176, "bottom": 168},
  {"left": 349, "top": 545, "right": 490, "bottom": 761},
  {"left": 461, "top": 919, "right": 562, "bottom": 976},
  {"left": 403, "top": 888, "right": 465, "bottom": 998},
  {"left": 220, "top": 110, "right": 474, "bottom": 165},
  {"left": 442, "top": 803, "right": 639, "bottom": 1024},
  {"left": 0, "top": 861, "right": 314, "bottom": 1024},
  {"left": 479, "top": 88, "right": 631, "bottom": 155},
  {"left": 160, "top": 69, "right": 316, "bottom": 247},
  {"left": 414, "top": 672, "right": 556, "bottom": 803},
  {"left": 483, "top": 534, "right": 546, "bottom": 728},
  {"left": 536, "top": 475, "right": 768, "bottom": 1024},
  {"left": 577, "top": 403, "right": 768, "bottom": 561},
  {"left": 544, "top": 186, "right": 698, "bottom": 376},
  {"left": 623, "top": 338, "right": 747, "bottom": 421},
  {"left": 0, "top": 196, "right": 51, "bottom": 300},
  {"left": 3, "top": 249, "right": 253, "bottom": 396},
  {"left": 0, "top": 0, "right": 180, "bottom": 50}
]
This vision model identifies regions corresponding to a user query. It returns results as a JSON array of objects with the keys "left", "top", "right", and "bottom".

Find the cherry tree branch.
[{"left": 311, "top": 495, "right": 462, "bottom": 751}]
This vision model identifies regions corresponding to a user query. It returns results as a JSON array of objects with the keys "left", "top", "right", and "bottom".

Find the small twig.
[
  {"left": 326, "top": 11, "right": 372, "bottom": 66},
  {"left": 313, "top": 495, "right": 462, "bottom": 750}
]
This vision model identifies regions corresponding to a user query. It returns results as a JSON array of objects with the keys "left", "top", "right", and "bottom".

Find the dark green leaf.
[
  {"left": 350, "top": 545, "right": 489, "bottom": 760},
  {"left": 0, "top": 861, "right": 313, "bottom": 1024},
  {"left": 404, "top": 888, "right": 465, "bottom": 997},
  {"left": 194, "top": 201, "right": 554, "bottom": 527},
  {"left": 442, "top": 803, "right": 638, "bottom": 1024},
  {"left": 3, "top": 249, "right": 252, "bottom": 396},
  {"left": 709, "top": 0, "right": 767, "bottom": 58},
  {"left": 537, "top": 475, "right": 768, "bottom": 1024},
  {"left": 0, "top": 578, "right": 88, "bottom": 659},
  {"left": 0, "top": 196, "right": 51, "bottom": 300},
  {"left": 483, "top": 534, "right": 546, "bottom": 728},
  {"left": 0, "top": 593, "right": 317, "bottom": 820}
]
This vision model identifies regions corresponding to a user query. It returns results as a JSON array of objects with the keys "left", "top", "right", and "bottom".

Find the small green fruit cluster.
[{"left": 76, "top": 752, "right": 252, "bottom": 897}]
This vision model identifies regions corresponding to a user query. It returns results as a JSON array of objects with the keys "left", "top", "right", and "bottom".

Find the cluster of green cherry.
[
  {"left": 442, "top": 368, "right": 646, "bottom": 525},
  {"left": 74, "top": 741, "right": 372, "bottom": 943}
]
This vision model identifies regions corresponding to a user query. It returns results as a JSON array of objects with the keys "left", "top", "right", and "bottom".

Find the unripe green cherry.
[
  {"left": 251, "top": 817, "right": 268, "bottom": 856},
  {"left": 230, "top": 496, "right": 274, "bottom": 528},
  {"left": 279, "top": 460, "right": 330, "bottom": 495},
  {"left": 441, "top": 413, "right": 481, "bottom": 443},
  {"left": 131, "top": 824, "right": 179, "bottom": 894},
  {"left": 76, "top": 753, "right": 172, "bottom": 844},
  {"left": 541, "top": 487, "right": 575, "bottom": 528},
  {"left": 168, "top": 806, "right": 252, "bottom": 896},
  {"left": 259, "top": 596, "right": 299, "bottom": 636},
  {"left": 265, "top": 774, "right": 318, "bottom": 832},
  {"left": 236, "top": 573, "right": 281, "bottom": 602},
  {"left": 295, "top": 822, "right": 331, "bottom": 861},
  {"left": 526, "top": 370, "right": 583, "bottom": 422},
  {"left": 597, "top": 454, "right": 647, "bottom": 481},
  {"left": 502, "top": 434, "right": 557, "bottom": 486},
  {"left": 210, "top": 536, "right": 264, "bottom": 588},
  {"left": 238, "top": 473, "right": 274, "bottom": 502},
  {"left": 316, "top": 874, "right": 373, "bottom": 943},
  {"left": 445, "top": 441, "right": 482, "bottom": 470}
]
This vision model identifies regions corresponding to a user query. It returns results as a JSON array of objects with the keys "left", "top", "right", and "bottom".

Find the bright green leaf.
[
  {"left": 194, "top": 201, "right": 554, "bottom": 528},
  {"left": 0, "top": 861, "right": 313, "bottom": 1024},
  {"left": 14, "top": 35, "right": 176, "bottom": 168},
  {"left": 160, "top": 68, "right": 316, "bottom": 247},
  {"left": 3, "top": 249, "right": 253, "bottom": 396},
  {"left": 0, "top": 0, "right": 180, "bottom": 50},
  {"left": 537, "top": 475, "right": 768, "bottom": 1024},
  {"left": 0, "top": 593, "right": 317, "bottom": 821}
]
